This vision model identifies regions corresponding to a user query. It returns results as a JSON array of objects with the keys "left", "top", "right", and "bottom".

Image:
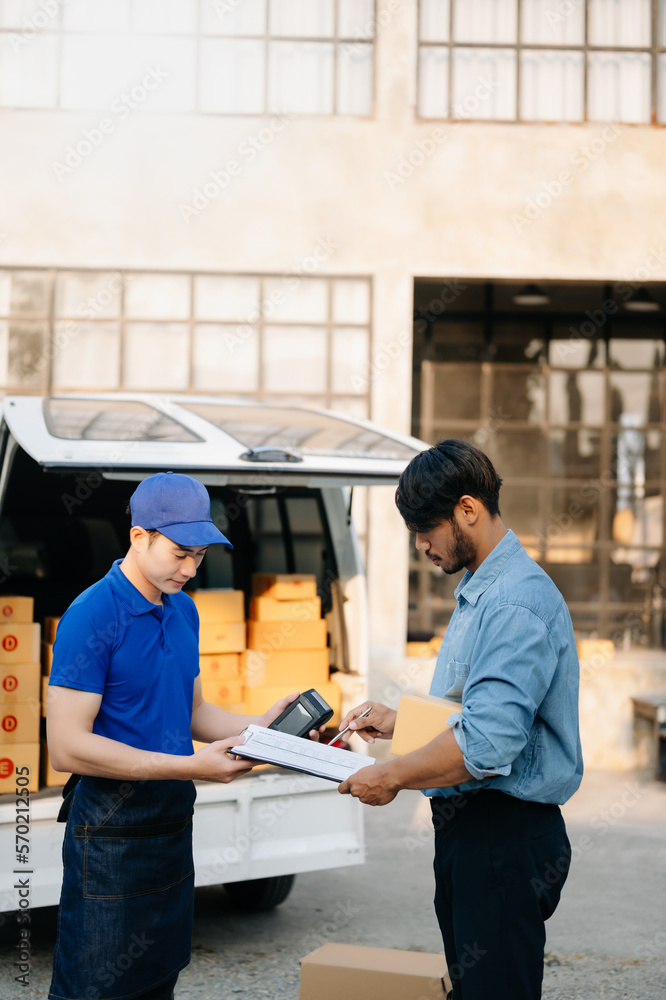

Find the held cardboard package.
[
  {"left": 299, "top": 943, "right": 451, "bottom": 1000},
  {"left": 391, "top": 694, "right": 462, "bottom": 756}
]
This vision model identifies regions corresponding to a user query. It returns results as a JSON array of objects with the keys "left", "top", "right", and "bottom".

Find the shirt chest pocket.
[{"left": 443, "top": 660, "right": 470, "bottom": 699}]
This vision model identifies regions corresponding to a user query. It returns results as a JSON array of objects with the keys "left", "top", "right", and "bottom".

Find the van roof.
[{"left": 2, "top": 393, "right": 426, "bottom": 487}]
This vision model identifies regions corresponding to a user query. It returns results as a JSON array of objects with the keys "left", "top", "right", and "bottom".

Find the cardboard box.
[
  {"left": 0, "top": 623, "right": 40, "bottom": 664},
  {"left": 247, "top": 619, "right": 327, "bottom": 652},
  {"left": 201, "top": 678, "right": 244, "bottom": 705},
  {"left": 391, "top": 694, "right": 461, "bottom": 756},
  {"left": 0, "top": 743, "right": 40, "bottom": 793},
  {"left": 252, "top": 573, "right": 317, "bottom": 601},
  {"left": 0, "top": 702, "right": 41, "bottom": 744},
  {"left": 0, "top": 596, "right": 34, "bottom": 624},
  {"left": 40, "top": 739, "right": 70, "bottom": 788},
  {"left": 242, "top": 649, "right": 329, "bottom": 689},
  {"left": 199, "top": 621, "right": 246, "bottom": 654},
  {"left": 0, "top": 663, "right": 40, "bottom": 705},
  {"left": 299, "top": 944, "right": 450, "bottom": 1000},
  {"left": 42, "top": 676, "right": 48, "bottom": 717},
  {"left": 41, "top": 642, "right": 53, "bottom": 676},
  {"left": 244, "top": 681, "right": 341, "bottom": 725},
  {"left": 188, "top": 589, "right": 245, "bottom": 623},
  {"left": 43, "top": 617, "right": 61, "bottom": 644},
  {"left": 199, "top": 653, "right": 241, "bottom": 684},
  {"left": 250, "top": 596, "right": 321, "bottom": 622}
]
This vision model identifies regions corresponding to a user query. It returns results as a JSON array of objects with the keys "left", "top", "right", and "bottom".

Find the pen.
[{"left": 327, "top": 706, "right": 372, "bottom": 745}]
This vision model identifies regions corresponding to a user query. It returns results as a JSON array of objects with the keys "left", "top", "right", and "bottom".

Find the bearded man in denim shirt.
[{"left": 337, "top": 439, "right": 583, "bottom": 1000}]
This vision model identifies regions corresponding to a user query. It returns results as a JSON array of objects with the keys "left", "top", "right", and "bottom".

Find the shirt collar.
[
  {"left": 106, "top": 559, "right": 168, "bottom": 617},
  {"left": 453, "top": 529, "right": 520, "bottom": 607}
]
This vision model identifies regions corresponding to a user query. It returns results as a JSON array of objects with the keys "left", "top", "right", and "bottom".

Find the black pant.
[
  {"left": 431, "top": 789, "right": 571, "bottom": 1000},
  {"left": 135, "top": 974, "right": 178, "bottom": 1000}
]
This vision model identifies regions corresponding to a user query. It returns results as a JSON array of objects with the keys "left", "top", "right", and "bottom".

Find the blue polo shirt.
[{"left": 49, "top": 560, "right": 200, "bottom": 756}]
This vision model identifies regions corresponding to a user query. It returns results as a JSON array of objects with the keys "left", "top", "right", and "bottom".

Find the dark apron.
[{"left": 49, "top": 775, "right": 197, "bottom": 1000}]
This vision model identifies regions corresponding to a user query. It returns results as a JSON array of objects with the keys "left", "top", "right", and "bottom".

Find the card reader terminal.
[{"left": 268, "top": 688, "right": 334, "bottom": 738}]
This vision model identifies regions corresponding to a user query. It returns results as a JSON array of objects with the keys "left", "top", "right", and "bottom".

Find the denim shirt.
[{"left": 426, "top": 529, "right": 583, "bottom": 804}]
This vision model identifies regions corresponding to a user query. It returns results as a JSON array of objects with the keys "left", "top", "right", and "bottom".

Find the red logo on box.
[
  {"left": 2, "top": 676, "right": 18, "bottom": 692},
  {"left": 1, "top": 715, "right": 17, "bottom": 732},
  {"left": 0, "top": 758, "right": 13, "bottom": 779},
  {"left": 2, "top": 635, "right": 17, "bottom": 651},
  {"left": 2, "top": 605, "right": 13, "bottom": 618}
]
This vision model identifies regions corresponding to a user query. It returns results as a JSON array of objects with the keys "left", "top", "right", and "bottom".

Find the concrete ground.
[{"left": 1, "top": 768, "right": 664, "bottom": 999}]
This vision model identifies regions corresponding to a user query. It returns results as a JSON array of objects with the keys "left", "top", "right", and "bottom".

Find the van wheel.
[{"left": 223, "top": 874, "right": 296, "bottom": 911}]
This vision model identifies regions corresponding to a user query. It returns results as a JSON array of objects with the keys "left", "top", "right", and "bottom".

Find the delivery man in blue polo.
[{"left": 47, "top": 472, "right": 310, "bottom": 1000}]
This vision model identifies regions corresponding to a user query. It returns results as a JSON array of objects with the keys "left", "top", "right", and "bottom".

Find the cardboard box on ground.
[{"left": 299, "top": 944, "right": 451, "bottom": 1000}]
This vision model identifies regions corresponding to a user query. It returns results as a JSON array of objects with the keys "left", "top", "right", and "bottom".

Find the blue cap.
[{"left": 130, "top": 472, "right": 233, "bottom": 549}]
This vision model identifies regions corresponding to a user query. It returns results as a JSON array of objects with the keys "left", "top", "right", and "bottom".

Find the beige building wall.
[{"left": 1, "top": 5, "right": 666, "bottom": 653}]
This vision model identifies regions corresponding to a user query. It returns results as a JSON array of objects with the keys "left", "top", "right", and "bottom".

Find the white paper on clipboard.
[{"left": 231, "top": 724, "right": 374, "bottom": 783}]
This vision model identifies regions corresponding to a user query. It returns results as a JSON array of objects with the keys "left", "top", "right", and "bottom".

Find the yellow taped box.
[
  {"left": 252, "top": 573, "right": 317, "bottom": 601},
  {"left": 0, "top": 743, "right": 40, "bottom": 793},
  {"left": 43, "top": 617, "right": 61, "bottom": 644},
  {"left": 0, "top": 623, "right": 40, "bottom": 664},
  {"left": 201, "top": 678, "right": 244, "bottom": 705},
  {"left": 0, "top": 663, "right": 40, "bottom": 705},
  {"left": 188, "top": 589, "right": 244, "bottom": 623},
  {"left": 0, "top": 702, "right": 41, "bottom": 744},
  {"left": 247, "top": 619, "right": 327, "bottom": 652},
  {"left": 299, "top": 944, "right": 451, "bottom": 1000},
  {"left": 199, "top": 621, "right": 246, "bottom": 654},
  {"left": 41, "top": 642, "right": 53, "bottom": 676},
  {"left": 244, "top": 681, "right": 341, "bottom": 726},
  {"left": 250, "top": 596, "right": 321, "bottom": 622},
  {"left": 391, "top": 694, "right": 461, "bottom": 756},
  {"left": 242, "top": 649, "right": 329, "bottom": 689},
  {"left": 40, "top": 738, "right": 70, "bottom": 788},
  {"left": 0, "top": 596, "right": 34, "bottom": 624},
  {"left": 199, "top": 653, "right": 241, "bottom": 683}
]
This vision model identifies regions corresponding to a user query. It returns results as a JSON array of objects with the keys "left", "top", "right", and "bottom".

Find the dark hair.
[
  {"left": 125, "top": 503, "right": 160, "bottom": 546},
  {"left": 395, "top": 439, "right": 502, "bottom": 532}
]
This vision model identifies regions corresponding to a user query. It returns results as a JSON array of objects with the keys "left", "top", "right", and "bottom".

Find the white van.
[{"left": 0, "top": 393, "right": 423, "bottom": 914}]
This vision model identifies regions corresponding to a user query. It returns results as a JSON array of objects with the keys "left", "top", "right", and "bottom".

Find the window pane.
[
  {"left": 52, "top": 322, "right": 121, "bottom": 389},
  {"left": 262, "top": 326, "right": 327, "bottom": 392},
  {"left": 63, "top": 0, "right": 130, "bottom": 31},
  {"left": 549, "top": 371, "right": 605, "bottom": 425},
  {"left": 610, "top": 372, "right": 662, "bottom": 426},
  {"left": 201, "top": 0, "right": 266, "bottom": 35},
  {"left": 131, "top": 0, "right": 198, "bottom": 34},
  {"left": 612, "top": 432, "right": 661, "bottom": 482},
  {"left": 520, "top": 50, "right": 583, "bottom": 121},
  {"left": 55, "top": 271, "right": 123, "bottom": 319},
  {"left": 501, "top": 484, "right": 541, "bottom": 545},
  {"left": 588, "top": 52, "right": 651, "bottom": 124},
  {"left": 194, "top": 276, "right": 261, "bottom": 321},
  {"left": 419, "top": 0, "right": 450, "bottom": 41},
  {"left": 338, "top": 0, "right": 375, "bottom": 39},
  {"left": 549, "top": 428, "right": 602, "bottom": 477},
  {"left": 8, "top": 271, "right": 51, "bottom": 315},
  {"left": 658, "top": 54, "right": 666, "bottom": 123},
  {"left": 490, "top": 430, "right": 544, "bottom": 477},
  {"left": 199, "top": 38, "right": 265, "bottom": 113},
  {"left": 125, "top": 273, "right": 190, "bottom": 319},
  {"left": 452, "top": 48, "right": 516, "bottom": 120},
  {"left": 453, "top": 0, "right": 517, "bottom": 43},
  {"left": 520, "top": 0, "right": 584, "bottom": 44},
  {"left": 491, "top": 369, "right": 545, "bottom": 423},
  {"left": 128, "top": 38, "right": 197, "bottom": 112},
  {"left": 418, "top": 46, "right": 449, "bottom": 117},
  {"left": 0, "top": 275, "right": 9, "bottom": 315},
  {"left": 609, "top": 339, "right": 664, "bottom": 369},
  {"left": 60, "top": 35, "right": 130, "bottom": 109},
  {"left": 123, "top": 323, "right": 190, "bottom": 389},
  {"left": 262, "top": 278, "right": 328, "bottom": 321},
  {"left": 660, "top": 0, "right": 666, "bottom": 45},
  {"left": 268, "top": 40, "right": 334, "bottom": 113},
  {"left": 332, "top": 327, "right": 369, "bottom": 394},
  {"left": 430, "top": 366, "right": 482, "bottom": 421},
  {"left": 549, "top": 331, "right": 606, "bottom": 367},
  {"left": 588, "top": 0, "right": 651, "bottom": 47},
  {"left": 7, "top": 321, "right": 48, "bottom": 386},
  {"left": 0, "top": 33, "right": 58, "bottom": 108},
  {"left": 337, "top": 43, "right": 373, "bottom": 115},
  {"left": 269, "top": 0, "right": 334, "bottom": 38},
  {"left": 332, "top": 279, "right": 370, "bottom": 323},
  {"left": 192, "top": 323, "right": 259, "bottom": 392}
]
